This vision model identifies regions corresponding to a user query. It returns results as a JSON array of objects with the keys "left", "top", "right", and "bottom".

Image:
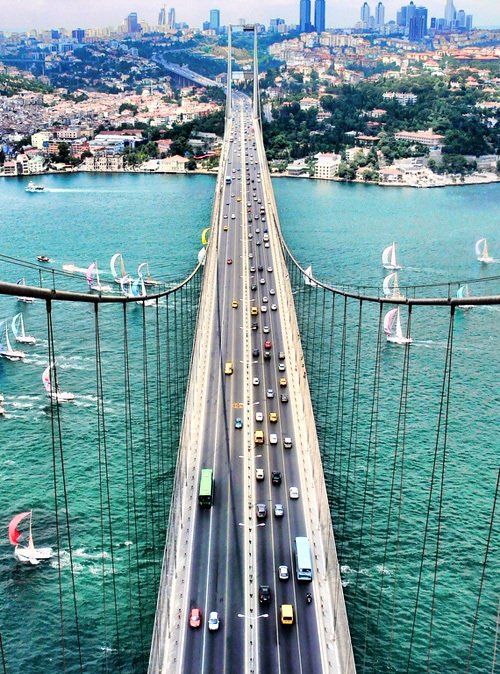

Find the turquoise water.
[{"left": 0, "top": 173, "right": 499, "bottom": 672}]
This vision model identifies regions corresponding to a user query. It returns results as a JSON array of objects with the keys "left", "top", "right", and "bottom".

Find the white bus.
[{"left": 294, "top": 537, "right": 313, "bottom": 582}]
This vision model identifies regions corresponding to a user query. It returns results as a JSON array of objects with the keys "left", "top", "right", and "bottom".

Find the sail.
[
  {"left": 86, "top": 263, "right": 95, "bottom": 288},
  {"left": 383, "top": 273, "right": 395, "bottom": 296},
  {"left": 382, "top": 245, "right": 393, "bottom": 267},
  {"left": 395, "top": 309, "right": 404, "bottom": 339},
  {"left": 42, "top": 364, "right": 52, "bottom": 393},
  {"left": 198, "top": 248, "right": 207, "bottom": 265},
  {"left": 384, "top": 308, "right": 398, "bottom": 335},
  {"left": 303, "top": 265, "right": 318, "bottom": 287},
  {"left": 475, "top": 238, "right": 486, "bottom": 256},
  {"left": 137, "top": 262, "right": 148, "bottom": 279},
  {"left": 16, "top": 278, "right": 25, "bottom": 287},
  {"left": 9, "top": 512, "right": 32, "bottom": 545},
  {"left": 5, "top": 324, "right": 12, "bottom": 352},
  {"left": 110, "top": 253, "right": 121, "bottom": 280},
  {"left": 131, "top": 277, "right": 142, "bottom": 297},
  {"left": 202, "top": 228, "right": 210, "bottom": 245},
  {"left": 457, "top": 285, "right": 467, "bottom": 299},
  {"left": 12, "top": 313, "right": 22, "bottom": 339}
]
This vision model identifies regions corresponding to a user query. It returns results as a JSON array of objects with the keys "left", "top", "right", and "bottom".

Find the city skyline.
[{"left": 0, "top": 0, "right": 497, "bottom": 32}]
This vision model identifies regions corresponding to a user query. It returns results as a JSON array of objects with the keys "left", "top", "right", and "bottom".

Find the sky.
[{"left": 0, "top": 0, "right": 497, "bottom": 33}]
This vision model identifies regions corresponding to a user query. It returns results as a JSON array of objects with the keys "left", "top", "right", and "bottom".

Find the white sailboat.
[
  {"left": 303, "top": 265, "right": 318, "bottom": 287},
  {"left": 110, "top": 253, "right": 128, "bottom": 284},
  {"left": 382, "top": 242, "right": 402, "bottom": 270},
  {"left": 121, "top": 274, "right": 135, "bottom": 298},
  {"left": 42, "top": 363, "right": 74, "bottom": 402},
  {"left": 16, "top": 278, "right": 35, "bottom": 303},
  {"left": 383, "top": 272, "right": 404, "bottom": 300},
  {"left": 11, "top": 313, "right": 36, "bottom": 345},
  {"left": 475, "top": 238, "right": 494, "bottom": 263},
  {"left": 456, "top": 284, "right": 474, "bottom": 309},
  {"left": 384, "top": 307, "right": 412, "bottom": 345},
  {"left": 137, "top": 262, "right": 160, "bottom": 287},
  {"left": 0, "top": 320, "right": 26, "bottom": 360},
  {"left": 132, "top": 276, "right": 156, "bottom": 306},
  {"left": 86, "top": 262, "right": 104, "bottom": 292},
  {"left": 9, "top": 511, "right": 52, "bottom": 565}
]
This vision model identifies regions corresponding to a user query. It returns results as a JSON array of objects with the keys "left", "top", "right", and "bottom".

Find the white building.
[{"left": 314, "top": 153, "right": 341, "bottom": 179}]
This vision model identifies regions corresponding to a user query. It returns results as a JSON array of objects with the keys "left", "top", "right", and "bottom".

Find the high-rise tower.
[
  {"left": 210, "top": 9, "right": 220, "bottom": 32},
  {"left": 314, "top": 0, "right": 326, "bottom": 33},
  {"left": 167, "top": 7, "right": 175, "bottom": 29},
  {"left": 444, "top": 0, "right": 456, "bottom": 27},
  {"left": 300, "top": 0, "right": 312, "bottom": 32},
  {"left": 361, "top": 2, "right": 371, "bottom": 25},
  {"left": 375, "top": 2, "right": 385, "bottom": 26}
]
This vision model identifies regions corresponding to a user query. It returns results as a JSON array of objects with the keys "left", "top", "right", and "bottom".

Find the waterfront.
[{"left": 1, "top": 172, "right": 500, "bottom": 673}]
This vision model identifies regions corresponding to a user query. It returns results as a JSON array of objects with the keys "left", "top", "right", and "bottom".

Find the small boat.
[
  {"left": 475, "top": 238, "right": 494, "bottom": 263},
  {"left": 121, "top": 274, "right": 135, "bottom": 298},
  {"left": 9, "top": 511, "right": 52, "bottom": 565},
  {"left": 25, "top": 181, "right": 45, "bottom": 193},
  {"left": 457, "top": 284, "right": 474, "bottom": 309},
  {"left": 110, "top": 253, "right": 130, "bottom": 285},
  {"left": 382, "top": 242, "right": 402, "bottom": 271},
  {"left": 303, "top": 265, "right": 318, "bottom": 287},
  {"left": 383, "top": 272, "right": 404, "bottom": 300},
  {"left": 42, "top": 363, "right": 74, "bottom": 402},
  {"left": 37, "top": 255, "right": 50, "bottom": 263},
  {"left": 87, "top": 262, "right": 104, "bottom": 292},
  {"left": 132, "top": 276, "right": 156, "bottom": 306},
  {"left": 12, "top": 313, "right": 36, "bottom": 345},
  {"left": 384, "top": 307, "right": 412, "bottom": 345},
  {"left": 0, "top": 393, "right": 4, "bottom": 416},
  {"left": 0, "top": 320, "right": 26, "bottom": 361},
  {"left": 137, "top": 262, "right": 161, "bottom": 287},
  {"left": 16, "top": 278, "right": 35, "bottom": 303}
]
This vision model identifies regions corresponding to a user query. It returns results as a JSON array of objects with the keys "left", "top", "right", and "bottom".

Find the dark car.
[
  {"left": 258, "top": 265, "right": 264, "bottom": 271},
  {"left": 256, "top": 503, "right": 267, "bottom": 520},
  {"left": 259, "top": 585, "right": 271, "bottom": 605},
  {"left": 253, "top": 348, "right": 260, "bottom": 357},
  {"left": 271, "top": 471, "right": 282, "bottom": 485},
  {"left": 252, "top": 322, "right": 258, "bottom": 331},
  {"left": 251, "top": 284, "right": 257, "bottom": 291},
  {"left": 281, "top": 394, "right": 289, "bottom": 403}
]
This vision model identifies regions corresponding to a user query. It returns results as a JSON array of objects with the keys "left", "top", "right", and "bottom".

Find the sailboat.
[
  {"left": 9, "top": 511, "right": 52, "bottom": 565},
  {"left": 132, "top": 276, "right": 156, "bottom": 306},
  {"left": 110, "top": 253, "right": 129, "bottom": 284},
  {"left": 87, "top": 262, "right": 103, "bottom": 292},
  {"left": 16, "top": 278, "right": 35, "bottom": 303},
  {"left": 121, "top": 275, "right": 135, "bottom": 298},
  {"left": 456, "top": 285, "right": 474, "bottom": 309},
  {"left": 137, "top": 262, "right": 160, "bottom": 287},
  {"left": 303, "top": 265, "right": 318, "bottom": 287},
  {"left": 383, "top": 272, "right": 404, "bottom": 300},
  {"left": 475, "top": 238, "right": 494, "bottom": 263},
  {"left": 0, "top": 320, "right": 26, "bottom": 360},
  {"left": 382, "top": 242, "right": 402, "bottom": 270},
  {"left": 0, "top": 392, "right": 4, "bottom": 416},
  {"left": 42, "top": 363, "right": 74, "bottom": 402},
  {"left": 11, "top": 313, "right": 36, "bottom": 345},
  {"left": 384, "top": 308, "right": 412, "bottom": 345}
]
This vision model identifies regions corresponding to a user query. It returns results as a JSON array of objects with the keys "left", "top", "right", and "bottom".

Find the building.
[
  {"left": 409, "top": 6, "right": 427, "bottom": 40},
  {"left": 444, "top": 0, "right": 456, "bottom": 28},
  {"left": 361, "top": 2, "right": 371, "bottom": 25},
  {"left": 300, "top": 0, "right": 312, "bottom": 33},
  {"left": 82, "top": 154, "right": 124, "bottom": 171},
  {"left": 71, "top": 28, "right": 85, "bottom": 43},
  {"left": 375, "top": 2, "right": 385, "bottom": 26},
  {"left": 394, "top": 130, "right": 444, "bottom": 147},
  {"left": 270, "top": 18, "right": 286, "bottom": 32},
  {"left": 210, "top": 9, "right": 220, "bottom": 32},
  {"left": 126, "top": 13, "right": 140, "bottom": 34},
  {"left": 168, "top": 7, "right": 176, "bottom": 29},
  {"left": 31, "top": 131, "right": 52, "bottom": 149},
  {"left": 314, "top": 153, "right": 341, "bottom": 179},
  {"left": 159, "top": 155, "right": 189, "bottom": 173},
  {"left": 158, "top": 7, "right": 166, "bottom": 26},
  {"left": 300, "top": 97, "right": 319, "bottom": 110},
  {"left": 314, "top": 0, "right": 326, "bottom": 33}
]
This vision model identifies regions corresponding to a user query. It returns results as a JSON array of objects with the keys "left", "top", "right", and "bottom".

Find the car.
[
  {"left": 256, "top": 468, "right": 265, "bottom": 480},
  {"left": 269, "top": 411, "right": 278, "bottom": 423},
  {"left": 289, "top": 487, "right": 299, "bottom": 499},
  {"left": 278, "top": 565, "right": 289, "bottom": 580},
  {"left": 227, "top": 259, "right": 233, "bottom": 265},
  {"left": 253, "top": 377, "right": 260, "bottom": 386},
  {"left": 259, "top": 585, "right": 271, "bottom": 605},
  {"left": 280, "top": 604, "right": 294, "bottom": 625},
  {"left": 189, "top": 608, "right": 202, "bottom": 628},
  {"left": 274, "top": 503, "right": 284, "bottom": 517},
  {"left": 267, "top": 267, "right": 273, "bottom": 273},
  {"left": 251, "top": 284, "right": 257, "bottom": 291},
  {"left": 278, "top": 363, "right": 285, "bottom": 371},
  {"left": 224, "top": 362, "right": 233, "bottom": 375},
  {"left": 256, "top": 411, "right": 264, "bottom": 422},
  {"left": 231, "top": 193, "right": 235, "bottom": 197},
  {"left": 281, "top": 394, "right": 289, "bottom": 403},
  {"left": 260, "top": 278, "right": 265, "bottom": 284},
  {"left": 255, "top": 430, "right": 264, "bottom": 444},
  {"left": 256, "top": 228, "right": 261, "bottom": 234},
  {"left": 271, "top": 471, "right": 282, "bottom": 485},
  {"left": 283, "top": 437, "right": 293, "bottom": 449},
  {"left": 278, "top": 352, "right": 285, "bottom": 360},
  {"left": 266, "top": 388, "right": 274, "bottom": 398},
  {"left": 251, "top": 306, "right": 258, "bottom": 316},
  {"left": 256, "top": 240, "right": 261, "bottom": 246},
  {"left": 256, "top": 503, "right": 267, "bottom": 519},
  {"left": 237, "top": 196, "right": 242, "bottom": 202},
  {"left": 265, "top": 340, "right": 272, "bottom": 349},
  {"left": 258, "top": 198, "right": 262, "bottom": 203},
  {"left": 254, "top": 214, "right": 259, "bottom": 220},
  {"left": 263, "top": 326, "right": 270, "bottom": 334},
  {"left": 252, "top": 322, "right": 258, "bottom": 331},
  {"left": 248, "top": 233, "right": 253, "bottom": 239},
  {"left": 223, "top": 214, "right": 228, "bottom": 219},
  {"left": 263, "top": 233, "right": 269, "bottom": 241},
  {"left": 265, "top": 243, "right": 270, "bottom": 248},
  {"left": 253, "top": 348, "right": 260, "bottom": 357},
  {"left": 258, "top": 265, "right": 264, "bottom": 271},
  {"left": 250, "top": 266, "right": 256, "bottom": 273},
  {"left": 264, "top": 350, "right": 271, "bottom": 360},
  {"left": 235, "top": 417, "right": 243, "bottom": 429},
  {"left": 270, "top": 433, "right": 278, "bottom": 445},
  {"left": 261, "top": 305, "right": 267, "bottom": 313},
  {"left": 232, "top": 300, "right": 238, "bottom": 308},
  {"left": 223, "top": 224, "right": 228, "bottom": 231},
  {"left": 249, "top": 253, "right": 254, "bottom": 259},
  {"left": 226, "top": 201, "right": 230, "bottom": 206},
  {"left": 271, "top": 304, "right": 277, "bottom": 311},
  {"left": 231, "top": 214, "right": 236, "bottom": 220},
  {"left": 279, "top": 378, "right": 287, "bottom": 387},
  {"left": 208, "top": 612, "right": 220, "bottom": 631}
]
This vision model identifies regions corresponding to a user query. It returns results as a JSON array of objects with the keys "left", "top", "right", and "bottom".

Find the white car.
[
  {"left": 256, "top": 411, "right": 264, "bottom": 422},
  {"left": 262, "top": 296, "right": 268, "bottom": 302},
  {"left": 231, "top": 214, "right": 236, "bottom": 219},
  {"left": 278, "top": 565, "right": 289, "bottom": 581},
  {"left": 208, "top": 612, "right": 220, "bottom": 631},
  {"left": 270, "top": 433, "right": 278, "bottom": 445},
  {"left": 261, "top": 305, "right": 267, "bottom": 313},
  {"left": 269, "top": 289, "right": 275, "bottom": 295},
  {"left": 266, "top": 389, "right": 274, "bottom": 398},
  {"left": 271, "top": 304, "right": 277, "bottom": 311},
  {"left": 260, "top": 278, "right": 265, "bottom": 284},
  {"left": 289, "top": 486, "right": 299, "bottom": 499},
  {"left": 253, "top": 377, "right": 260, "bottom": 386},
  {"left": 274, "top": 503, "right": 284, "bottom": 517},
  {"left": 265, "top": 243, "right": 270, "bottom": 248},
  {"left": 267, "top": 267, "right": 273, "bottom": 273},
  {"left": 263, "top": 326, "right": 270, "bottom": 333},
  {"left": 256, "top": 468, "right": 265, "bottom": 480}
]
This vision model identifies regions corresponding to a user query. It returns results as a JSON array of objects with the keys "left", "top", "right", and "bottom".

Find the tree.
[
  {"left": 118, "top": 102, "right": 138, "bottom": 115},
  {"left": 187, "top": 157, "right": 197, "bottom": 171}
]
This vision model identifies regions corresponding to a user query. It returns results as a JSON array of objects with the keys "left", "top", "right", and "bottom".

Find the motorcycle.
[{"left": 306, "top": 593, "right": 312, "bottom": 604}]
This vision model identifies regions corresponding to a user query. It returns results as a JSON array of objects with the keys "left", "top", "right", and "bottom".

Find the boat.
[
  {"left": 110, "top": 253, "right": 129, "bottom": 284},
  {"left": 382, "top": 242, "right": 402, "bottom": 270},
  {"left": 0, "top": 320, "right": 26, "bottom": 361},
  {"left": 11, "top": 313, "right": 36, "bottom": 345},
  {"left": 137, "top": 262, "right": 160, "bottom": 287},
  {"left": 475, "top": 238, "right": 494, "bottom": 263},
  {"left": 0, "top": 393, "right": 4, "bottom": 416},
  {"left": 87, "top": 262, "right": 104, "bottom": 292},
  {"left": 132, "top": 275, "right": 156, "bottom": 306},
  {"left": 9, "top": 511, "right": 52, "bottom": 565},
  {"left": 121, "top": 275, "right": 135, "bottom": 298},
  {"left": 457, "top": 284, "right": 474, "bottom": 309},
  {"left": 383, "top": 272, "right": 404, "bottom": 300},
  {"left": 25, "top": 181, "right": 45, "bottom": 193},
  {"left": 37, "top": 255, "right": 50, "bottom": 263},
  {"left": 303, "top": 265, "right": 318, "bottom": 287},
  {"left": 16, "top": 278, "right": 35, "bottom": 303},
  {"left": 42, "top": 363, "right": 74, "bottom": 402},
  {"left": 384, "top": 308, "right": 412, "bottom": 345}
]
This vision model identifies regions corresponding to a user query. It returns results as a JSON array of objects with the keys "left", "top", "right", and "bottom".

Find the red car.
[
  {"left": 264, "top": 340, "right": 272, "bottom": 350},
  {"left": 227, "top": 259, "right": 233, "bottom": 265},
  {"left": 189, "top": 608, "right": 202, "bottom": 628}
]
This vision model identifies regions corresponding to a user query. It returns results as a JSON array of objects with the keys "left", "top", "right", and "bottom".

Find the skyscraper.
[
  {"left": 314, "top": 0, "right": 326, "bottom": 33},
  {"left": 444, "top": 0, "right": 456, "bottom": 27},
  {"left": 408, "top": 6, "right": 427, "bottom": 39},
  {"left": 158, "top": 6, "right": 166, "bottom": 25},
  {"left": 127, "top": 13, "right": 139, "bottom": 33},
  {"left": 457, "top": 9, "right": 466, "bottom": 27},
  {"left": 361, "top": 2, "right": 371, "bottom": 24},
  {"left": 210, "top": 9, "right": 220, "bottom": 32},
  {"left": 168, "top": 7, "right": 176, "bottom": 29},
  {"left": 466, "top": 14, "right": 473, "bottom": 30},
  {"left": 375, "top": 2, "right": 385, "bottom": 26},
  {"left": 300, "top": 0, "right": 312, "bottom": 32}
]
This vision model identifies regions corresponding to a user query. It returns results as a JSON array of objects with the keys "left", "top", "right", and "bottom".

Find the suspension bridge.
[{"left": 1, "top": 26, "right": 500, "bottom": 674}]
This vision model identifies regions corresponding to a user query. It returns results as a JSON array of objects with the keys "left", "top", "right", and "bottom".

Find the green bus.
[{"left": 199, "top": 468, "right": 214, "bottom": 507}]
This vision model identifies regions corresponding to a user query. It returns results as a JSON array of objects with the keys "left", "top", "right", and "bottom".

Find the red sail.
[{"left": 8, "top": 512, "right": 31, "bottom": 545}]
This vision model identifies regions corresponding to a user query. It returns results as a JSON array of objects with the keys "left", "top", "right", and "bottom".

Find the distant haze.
[{"left": 0, "top": 0, "right": 495, "bottom": 32}]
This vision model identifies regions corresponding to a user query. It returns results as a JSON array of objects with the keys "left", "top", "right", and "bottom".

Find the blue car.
[{"left": 235, "top": 417, "right": 243, "bottom": 429}]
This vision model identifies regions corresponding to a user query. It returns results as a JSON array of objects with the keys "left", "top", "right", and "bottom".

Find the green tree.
[{"left": 187, "top": 157, "right": 197, "bottom": 171}]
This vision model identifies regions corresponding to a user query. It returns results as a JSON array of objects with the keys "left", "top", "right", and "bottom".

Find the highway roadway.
[{"left": 179, "top": 92, "right": 324, "bottom": 673}]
